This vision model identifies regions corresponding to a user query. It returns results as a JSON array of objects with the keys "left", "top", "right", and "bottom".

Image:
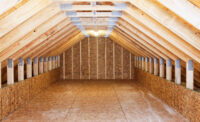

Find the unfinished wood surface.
[
  {"left": 81, "top": 38, "right": 89, "bottom": 79},
  {"left": 73, "top": 42, "right": 81, "bottom": 79},
  {"left": 98, "top": 37, "right": 105, "bottom": 79},
  {"left": 65, "top": 48, "right": 72, "bottom": 79},
  {"left": 106, "top": 38, "right": 114, "bottom": 79},
  {"left": 62, "top": 37, "right": 135, "bottom": 80}
]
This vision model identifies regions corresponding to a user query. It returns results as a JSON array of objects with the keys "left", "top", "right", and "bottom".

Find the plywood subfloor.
[{"left": 2, "top": 80, "right": 188, "bottom": 122}]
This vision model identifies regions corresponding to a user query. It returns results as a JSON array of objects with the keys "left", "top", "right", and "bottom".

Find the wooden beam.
[
  {"left": 175, "top": 59, "right": 181, "bottom": 84},
  {"left": 48, "top": 57, "right": 52, "bottom": 71},
  {"left": 114, "top": 28, "right": 158, "bottom": 57},
  {"left": 166, "top": 58, "right": 172, "bottom": 81},
  {"left": 61, "top": 5, "right": 124, "bottom": 11},
  {"left": 121, "top": 14, "right": 200, "bottom": 72},
  {"left": 11, "top": 19, "right": 71, "bottom": 60},
  {"left": 46, "top": 32, "right": 85, "bottom": 56},
  {"left": 124, "top": 6, "right": 200, "bottom": 62},
  {"left": 39, "top": 57, "right": 44, "bottom": 74},
  {"left": 110, "top": 32, "right": 149, "bottom": 57},
  {"left": 0, "top": 0, "right": 52, "bottom": 38},
  {"left": 44, "top": 57, "right": 48, "bottom": 73},
  {"left": 18, "top": 58, "right": 24, "bottom": 81},
  {"left": 26, "top": 57, "right": 32, "bottom": 78},
  {"left": 186, "top": 60, "right": 194, "bottom": 89},
  {"left": 159, "top": 58, "right": 165, "bottom": 78},
  {"left": 118, "top": 19, "right": 177, "bottom": 60},
  {"left": 22, "top": 24, "right": 76, "bottom": 60},
  {"left": 116, "top": 25, "right": 165, "bottom": 59},
  {"left": 128, "top": 0, "right": 200, "bottom": 51},
  {"left": 154, "top": 58, "right": 158, "bottom": 76},
  {"left": 0, "top": 5, "right": 64, "bottom": 61},
  {"left": 33, "top": 57, "right": 39, "bottom": 76},
  {"left": 156, "top": 0, "right": 200, "bottom": 30},
  {"left": 149, "top": 57, "right": 154, "bottom": 74},
  {"left": 36, "top": 27, "right": 79, "bottom": 58},
  {"left": 189, "top": 0, "right": 200, "bottom": 8},
  {"left": 7, "top": 58, "right": 14, "bottom": 85}
]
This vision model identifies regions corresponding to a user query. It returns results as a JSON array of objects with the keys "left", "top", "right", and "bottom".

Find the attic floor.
[{"left": 2, "top": 80, "right": 188, "bottom": 122}]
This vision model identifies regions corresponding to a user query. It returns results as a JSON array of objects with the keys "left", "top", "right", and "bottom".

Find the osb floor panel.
[{"left": 2, "top": 80, "right": 188, "bottom": 122}]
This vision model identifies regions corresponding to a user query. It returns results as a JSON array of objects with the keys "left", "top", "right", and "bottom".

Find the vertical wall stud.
[
  {"left": 186, "top": 60, "right": 194, "bottom": 90},
  {"left": 33, "top": 57, "right": 38, "bottom": 76},
  {"left": 63, "top": 52, "right": 66, "bottom": 79},
  {"left": 27, "top": 57, "right": 32, "bottom": 78},
  {"left": 159, "top": 58, "right": 164, "bottom": 78},
  {"left": 175, "top": 59, "right": 181, "bottom": 84},
  {"left": 149, "top": 57, "right": 153, "bottom": 74},
  {"left": 48, "top": 56, "right": 52, "bottom": 71},
  {"left": 18, "top": 58, "right": 24, "bottom": 81},
  {"left": 134, "top": 56, "right": 137, "bottom": 67},
  {"left": 44, "top": 57, "right": 48, "bottom": 73},
  {"left": 139, "top": 56, "right": 142, "bottom": 69},
  {"left": 7, "top": 58, "right": 14, "bottom": 85},
  {"left": 58, "top": 55, "right": 60, "bottom": 67},
  {"left": 154, "top": 58, "right": 158, "bottom": 76},
  {"left": 166, "top": 58, "right": 172, "bottom": 81},
  {"left": 145, "top": 57, "right": 149, "bottom": 72},
  {"left": 39, "top": 57, "right": 44, "bottom": 74},
  {"left": 142, "top": 57, "right": 145, "bottom": 70},
  {"left": 55, "top": 56, "right": 58, "bottom": 68},
  {"left": 52, "top": 56, "right": 55, "bottom": 69}
]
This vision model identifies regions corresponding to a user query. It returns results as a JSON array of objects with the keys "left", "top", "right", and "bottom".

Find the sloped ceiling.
[{"left": 0, "top": 0, "right": 200, "bottom": 85}]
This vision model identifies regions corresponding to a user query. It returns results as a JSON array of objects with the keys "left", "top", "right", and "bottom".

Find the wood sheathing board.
[
  {"left": 73, "top": 42, "right": 80, "bottom": 79},
  {"left": 90, "top": 37, "right": 97, "bottom": 79},
  {"left": 131, "top": 54, "right": 135, "bottom": 79},
  {"left": 65, "top": 48, "right": 72, "bottom": 79},
  {"left": 62, "top": 37, "right": 135, "bottom": 80},
  {"left": 123, "top": 48, "right": 130, "bottom": 79},
  {"left": 98, "top": 37, "right": 105, "bottom": 79},
  {"left": 60, "top": 54, "right": 63, "bottom": 79},
  {"left": 106, "top": 38, "right": 114, "bottom": 79},
  {"left": 115, "top": 43, "right": 122, "bottom": 79},
  {"left": 135, "top": 69, "right": 200, "bottom": 122},
  {"left": 0, "top": 69, "right": 60, "bottom": 120},
  {"left": 81, "top": 38, "right": 89, "bottom": 79}
]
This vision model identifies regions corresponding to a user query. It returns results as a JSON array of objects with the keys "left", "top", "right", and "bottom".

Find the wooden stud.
[
  {"left": 175, "top": 59, "right": 181, "bottom": 85},
  {"left": 142, "top": 57, "right": 145, "bottom": 70},
  {"left": 136, "top": 56, "right": 139, "bottom": 68},
  {"left": 149, "top": 57, "right": 153, "bottom": 74},
  {"left": 26, "top": 57, "right": 32, "bottom": 78},
  {"left": 63, "top": 52, "right": 65, "bottom": 79},
  {"left": 33, "top": 57, "right": 38, "bottom": 76},
  {"left": 145, "top": 57, "right": 149, "bottom": 72},
  {"left": 7, "top": 58, "right": 14, "bottom": 85},
  {"left": 186, "top": 60, "right": 194, "bottom": 90},
  {"left": 159, "top": 58, "right": 164, "bottom": 78},
  {"left": 52, "top": 56, "right": 55, "bottom": 69},
  {"left": 18, "top": 57, "right": 24, "bottom": 81},
  {"left": 48, "top": 56, "right": 52, "bottom": 71},
  {"left": 139, "top": 56, "right": 142, "bottom": 69},
  {"left": 58, "top": 55, "right": 60, "bottom": 67},
  {"left": 44, "top": 57, "right": 48, "bottom": 73},
  {"left": 134, "top": 56, "right": 137, "bottom": 67},
  {"left": 166, "top": 58, "right": 172, "bottom": 81},
  {"left": 154, "top": 58, "right": 158, "bottom": 76},
  {"left": 39, "top": 57, "right": 44, "bottom": 74}
]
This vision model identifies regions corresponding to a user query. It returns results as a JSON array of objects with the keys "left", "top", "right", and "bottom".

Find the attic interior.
[{"left": 0, "top": 0, "right": 200, "bottom": 121}]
